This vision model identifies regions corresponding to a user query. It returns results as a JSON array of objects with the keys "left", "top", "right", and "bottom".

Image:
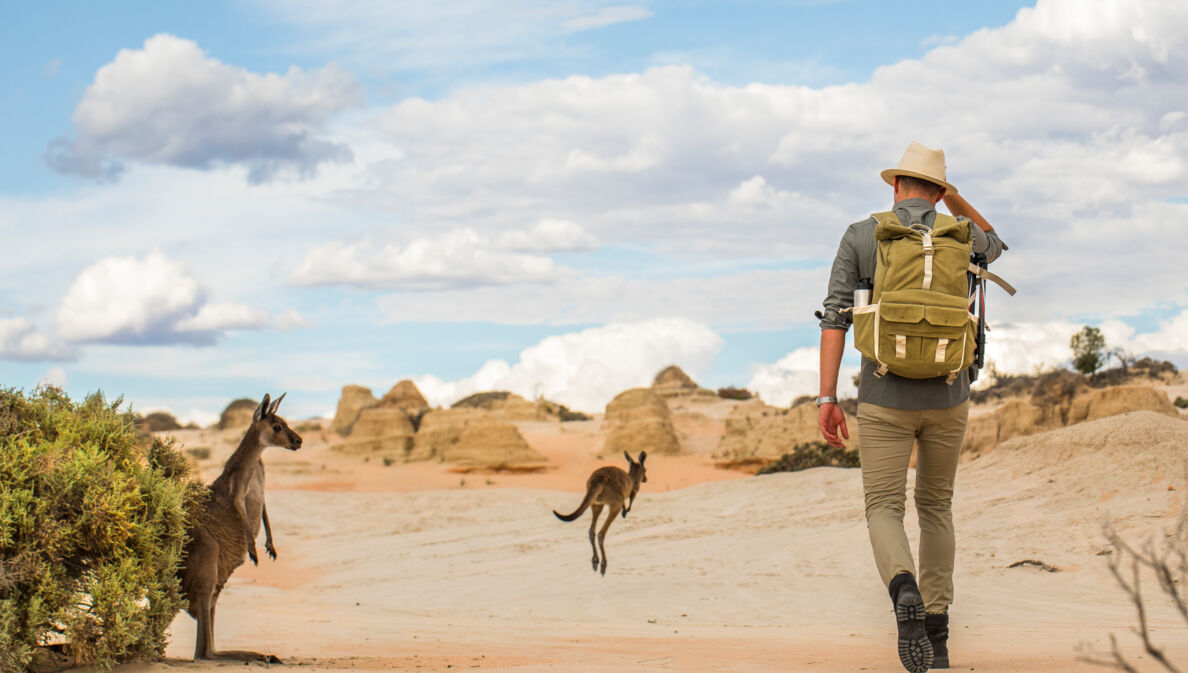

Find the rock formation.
[
  {"left": 452, "top": 391, "right": 559, "bottom": 422},
  {"left": 217, "top": 398, "right": 258, "bottom": 430},
  {"left": 413, "top": 408, "right": 545, "bottom": 465},
  {"left": 600, "top": 388, "right": 681, "bottom": 456},
  {"left": 137, "top": 411, "right": 183, "bottom": 433},
  {"left": 380, "top": 380, "right": 430, "bottom": 415},
  {"left": 963, "top": 383, "right": 1180, "bottom": 457},
  {"left": 717, "top": 399, "right": 843, "bottom": 460},
  {"left": 651, "top": 365, "right": 717, "bottom": 401},
  {"left": 331, "top": 406, "right": 421, "bottom": 460},
  {"left": 1067, "top": 385, "right": 1178, "bottom": 423},
  {"left": 331, "top": 385, "right": 379, "bottom": 435}
]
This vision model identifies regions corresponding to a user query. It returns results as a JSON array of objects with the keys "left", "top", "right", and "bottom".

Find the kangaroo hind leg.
[
  {"left": 588, "top": 504, "right": 604, "bottom": 572},
  {"left": 598, "top": 504, "right": 621, "bottom": 576}
]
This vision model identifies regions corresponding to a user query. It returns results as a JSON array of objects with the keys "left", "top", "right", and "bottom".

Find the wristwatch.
[{"left": 815, "top": 395, "right": 838, "bottom": 408}]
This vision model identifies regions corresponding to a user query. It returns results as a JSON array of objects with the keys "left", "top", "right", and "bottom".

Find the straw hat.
[{"left": 880, "top": 141, "right": 957, "bottom": 194}]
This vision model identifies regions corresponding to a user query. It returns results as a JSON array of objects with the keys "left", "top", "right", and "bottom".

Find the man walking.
[{"left": 816, "top": 142, "right": 1005, "bottom": 672}]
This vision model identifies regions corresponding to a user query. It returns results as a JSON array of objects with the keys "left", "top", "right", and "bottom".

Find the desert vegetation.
[
  {"left": 756, "top": 441, "right": 860, "bottom": 474},
  {"left": 0, "top": 387, "right": 201, "bottom": 672}
]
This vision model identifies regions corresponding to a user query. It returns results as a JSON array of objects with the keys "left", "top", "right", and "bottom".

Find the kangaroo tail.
[{"left": 554, "top": 486, "right": 598, "bottom": 522}]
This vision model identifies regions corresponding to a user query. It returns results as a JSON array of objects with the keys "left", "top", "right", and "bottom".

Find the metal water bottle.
[{"left": 854, "top": 278, "right": 872, "bottom": 309}]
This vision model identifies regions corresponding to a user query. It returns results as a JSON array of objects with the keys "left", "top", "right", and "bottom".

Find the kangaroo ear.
[
  {"left": 269, "top": 392, "right": 287, "bottom": 416},
  {"left": 624, "top": 451, "right": 634, "bottom": 465},
  {"left": 638, "top": 451, "right": 646, "bottom": 464},
  {"left": 256, "top": 394, "right": 271, "bottom": 421}
]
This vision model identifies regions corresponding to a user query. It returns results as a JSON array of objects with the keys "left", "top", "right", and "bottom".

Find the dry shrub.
[
  {"left": 756, "top": 441, "right": 860, "bottom": 475},
  {"left": 1079, "top": 506, "right": 1187, "bottom": 672},
  {"left": 0, "top": 387, "right": 201, "bottom": 672}
]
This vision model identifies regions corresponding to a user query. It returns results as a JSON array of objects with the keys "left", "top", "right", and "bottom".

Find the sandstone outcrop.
[
  {"left": 331, "top": 406, "right": 421, "bottom": 460},
  {"left": 217, "top": 398, "right": 258, "bottom": 430},
  {"left": 331, "top": 385, "right": 379, "bottom": 435},
  {"left": 717, "top": 399, "right": 842, "bottom": 460},
  {"left": 413, "top": 408, "right": 545, "bottom": 465},
  {"left": 964, "top": 383, "right": 1180, "bottom": 456},
  {"left": 452, "top": 391, "right": 559, "bottom": 422},
  {"left": 1067, "top": 385, "right": 1178, "bottom": 424},
  {"left": 601, "top": 388, "right": 680, "bottom": 456},
  {"left": 651, "top": 365, "right": 717, "bottom": 401},
  {"left": 380, "top": 380, "right": 430, "bottom": 415}
]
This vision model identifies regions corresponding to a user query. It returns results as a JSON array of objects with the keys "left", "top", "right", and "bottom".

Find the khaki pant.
[{"left": 857, "top": 401, "right": 969, "bottom": 614}]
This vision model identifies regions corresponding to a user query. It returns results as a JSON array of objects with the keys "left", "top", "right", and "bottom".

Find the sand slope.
[{"left": 121, "top": 412, "right": 1188, "bottom": 673}]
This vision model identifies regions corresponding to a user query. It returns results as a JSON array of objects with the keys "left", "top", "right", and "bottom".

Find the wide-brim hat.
[{"left": 880, "top": 141, "right": 957, "bottom": 194}]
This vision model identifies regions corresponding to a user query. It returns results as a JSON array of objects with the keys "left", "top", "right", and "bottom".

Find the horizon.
[{"left": 3, "top": 0, "right": 1187, "bottom": 424}]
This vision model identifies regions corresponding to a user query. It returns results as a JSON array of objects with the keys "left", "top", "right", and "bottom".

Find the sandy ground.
[{"left": 109, "top": 405, "right": 1188, "bottom": 673}]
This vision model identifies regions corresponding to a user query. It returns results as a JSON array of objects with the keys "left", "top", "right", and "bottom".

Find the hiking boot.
[
  {"left": 925, "top": 613, "right": 949, "bottom": 669},
  {"left": 888, "top": 573, "right": 933, "bottom": 673}
]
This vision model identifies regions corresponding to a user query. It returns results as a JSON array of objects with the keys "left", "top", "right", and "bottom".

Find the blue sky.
[{"left": 3, "top": 0, "right": 1187, "bottom": 422}]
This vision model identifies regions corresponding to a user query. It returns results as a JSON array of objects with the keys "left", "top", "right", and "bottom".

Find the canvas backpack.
[{"left": 850, "top": 211, "right": 1013, "bottom": 382}]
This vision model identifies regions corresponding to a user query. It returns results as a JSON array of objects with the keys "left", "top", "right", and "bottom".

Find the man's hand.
[{"left": 818, "top": 403, "right": 849, "bottom": 448}]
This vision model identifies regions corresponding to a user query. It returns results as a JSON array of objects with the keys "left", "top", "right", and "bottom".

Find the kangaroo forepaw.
[
  {"left": 266, "top": 543, "right": 277, "bottom": 561},
  {"left": 248, "top": 547, "right": 259, "bottom": 566},
  {"left": 592, "top": 556, "right": 600, "bottom": 572},
  {"left": 600, "top": 561, "right": 607, "bottom": 576},
  {"left": 621, "top": 509, "right": 629, "bottom": 519}
]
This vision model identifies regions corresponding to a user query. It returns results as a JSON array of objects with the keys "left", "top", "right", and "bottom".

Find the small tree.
[{"left": 1071, "top": 326, "right": 1107, "bottom": 377}]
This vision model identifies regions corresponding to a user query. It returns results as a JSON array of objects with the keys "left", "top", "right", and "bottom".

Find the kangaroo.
[
  {"left": 179, "top": 393, "right": 302, "bottom": 662},
  {"left": 553, "top": 451, "right": 647, "bottom": 576}
]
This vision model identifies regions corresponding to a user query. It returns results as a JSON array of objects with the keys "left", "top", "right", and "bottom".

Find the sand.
[{"left": 113, "top": 409, "right": 1188, "bottom": 673}]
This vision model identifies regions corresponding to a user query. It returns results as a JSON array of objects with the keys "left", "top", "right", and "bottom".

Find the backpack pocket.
[{"left": 852, "top": 300, "right": 977, "bottom": 380}]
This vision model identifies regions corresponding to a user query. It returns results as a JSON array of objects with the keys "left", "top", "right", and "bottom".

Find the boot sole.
[{"left": 895, "top": 591, "right": 934, "bottom": 673}]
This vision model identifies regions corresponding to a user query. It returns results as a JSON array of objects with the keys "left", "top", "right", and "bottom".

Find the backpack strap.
[{"left": 968, "top": 264, "right": 1017, "bottom": 296}]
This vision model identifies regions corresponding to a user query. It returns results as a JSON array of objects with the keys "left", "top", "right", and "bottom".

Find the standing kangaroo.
[
  {"left": 553, "top": 451, "right": 647, "bottom": 576},
  {"left": 179, "top": 393, "right": 302, "bottom": 661}
]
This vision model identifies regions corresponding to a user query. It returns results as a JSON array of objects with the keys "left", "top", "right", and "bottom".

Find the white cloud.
[
  {"left": 563, "top": 5, "right": 653, "bottom": 32},
  {"left": 55, "top": 250, "right": 273, "bottom": 345},
  {"left": 414, "top": 318, "right": 724, "bottom": 412},
  {"left": 983, "top": 308, "right": 1188, "bottom": 375},
  {"left": 38, "top": 366, "right": 68, "bottom": 389},
  {"left": 377, "top": 267, "right": 825, "bottom": 328},
  {"left": 258, "top": 1, "right": 655, "bottom": 72},
  {"left": 174, "top": 302, "right": 270, "bottom": 332},
  {"left": 47, "top": 34, "right": 362, "bottom": 182},
  {"left": 0, "top": 318, "right": 74, "bottom": 361},
  {"left": 496, "top": 219, "right": 599, "bottom": 253},
  {"left": 289, "top": 225, "right": 589, "bottom": 291},
  {"left": 747, "top": 346, "right": 858, "bottom": 407},
  {"left": 274, "top": 309, "right": 311, "bottom": 331}
]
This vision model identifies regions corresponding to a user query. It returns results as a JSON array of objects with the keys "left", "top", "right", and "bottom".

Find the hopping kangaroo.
[
  {"left": 553, "top": 451, "right": 647, "bottom": 575},
  {"left": 179, "top": 393, "right": 302, "bottom": 661}
]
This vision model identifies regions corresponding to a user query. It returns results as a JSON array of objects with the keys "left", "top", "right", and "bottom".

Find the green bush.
[
  {"left": 0, "top": 387, "right": 202, "bottom": 672},
  {"left": 756, "top": 441, "right": 860, "bottom": 475},
  {"left": 1175, "top": 396, "right": 1188, "bottom": 409}
]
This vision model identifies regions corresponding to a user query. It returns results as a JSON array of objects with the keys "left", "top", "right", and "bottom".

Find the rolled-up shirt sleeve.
[
  {"left": 970, "top": 223, "right": 1005, "bottom": 264},
  {"left": 818, "top": 225, "right": 860, "bottom": 331}
]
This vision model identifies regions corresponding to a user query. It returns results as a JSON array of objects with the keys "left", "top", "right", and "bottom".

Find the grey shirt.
[{"left": 819, "top": 198, "right": 1005, "bottom": 410}]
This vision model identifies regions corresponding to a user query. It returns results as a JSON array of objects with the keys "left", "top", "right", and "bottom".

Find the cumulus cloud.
[
  {"left": 344, "top": 0, "right": 1188, "bottom": 328},
  {"left": 0, "top": 318, "right": 74, "bottom": 361},
  {"left": 55, "top": 250, "right": 275, "bottom": 345},
  {"left": 47, "top": 34, "right": 362, "bottom": 182},
  {"left": 747, "top": 346, "right": 858, "bottom": 407},
  {"left": 414, "top": 318, "right": 724, "bottom": 412},
  {"left": 290, "top": 223, "right": 598, "bottom": 290},
  {"left": 982, "top": 309, "right": 1188, "bottom": 375}
]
